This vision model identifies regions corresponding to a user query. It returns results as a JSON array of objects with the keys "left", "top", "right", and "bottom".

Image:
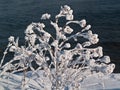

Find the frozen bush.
[{"left": 0, "top": 5, "right": 115, "bottom": 90}]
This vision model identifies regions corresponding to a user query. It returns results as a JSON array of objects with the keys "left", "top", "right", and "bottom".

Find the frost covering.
[{"left": 0, "top": 5, "right": 115, "bottom": 90}]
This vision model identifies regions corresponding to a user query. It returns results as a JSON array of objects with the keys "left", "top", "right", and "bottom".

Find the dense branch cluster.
[{"left": 0, "top": 5, "right": 115, "bottom": 90}]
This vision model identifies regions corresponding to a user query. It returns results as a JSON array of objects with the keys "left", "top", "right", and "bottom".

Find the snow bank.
[{"left": 0, "top": 71, "right": 120, "bottom": 90}]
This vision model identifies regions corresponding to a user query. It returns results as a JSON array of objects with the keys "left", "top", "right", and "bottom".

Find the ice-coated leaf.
[
  {"left": 89, "top": 34, "right": 99, "bottom": 44},
  {"left": 64, "top": 26, "right": 73, "bottom": 34},
  {"left": 82, "top": 24, "right": 91, "bottom": 32},
  {"left": 66, "top": 14, "right": 74, "bottom": 20},
  {"left": 101, "top": 64, "right": 115, "bottom": 74},
  {"left": 51, "top": 40, "right": 58, "bottom": 47},
  {"left": 101, "top": 56, "right": 110, "bottom": 63},
  {"left": 75, "top": 43, "right": 83, "bottom": 49},
  {"left": 8, "top": 36, "right": 14, "bottom": 42},
  {"left": 37, "top": 23, "right": 45, "bottom": 29},
  {"left": 64, "top": 43, "right": 71, "bottom": 48},
  {"left": 41, "top": 13, "right": 51, "bottom": 20},
  {"left": 9, "top": 46, "right": 17, "bottom": 52},
  {"left": 56, "top": 5, "right": 74, "bottom": 20},
  {"left": 97, "top": 46, "right": 103, "bottom": 57},
  {"left": 25, "top": 23, "right": 34, "bottom": 34},
  {"left": 79, "top": 19, "right": 86, "bottom": 27}
]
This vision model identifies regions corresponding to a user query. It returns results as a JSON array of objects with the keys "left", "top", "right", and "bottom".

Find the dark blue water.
[{"left": 0, "top": 0, "right": 120, "bottom": 72}]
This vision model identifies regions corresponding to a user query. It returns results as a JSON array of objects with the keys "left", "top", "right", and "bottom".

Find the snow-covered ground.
[
  {"left": 0, "top": 71, "right": 120, "bottom": 90},
  {"left": 80, "top": 73, "right": 120, "bottom": 90}
]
